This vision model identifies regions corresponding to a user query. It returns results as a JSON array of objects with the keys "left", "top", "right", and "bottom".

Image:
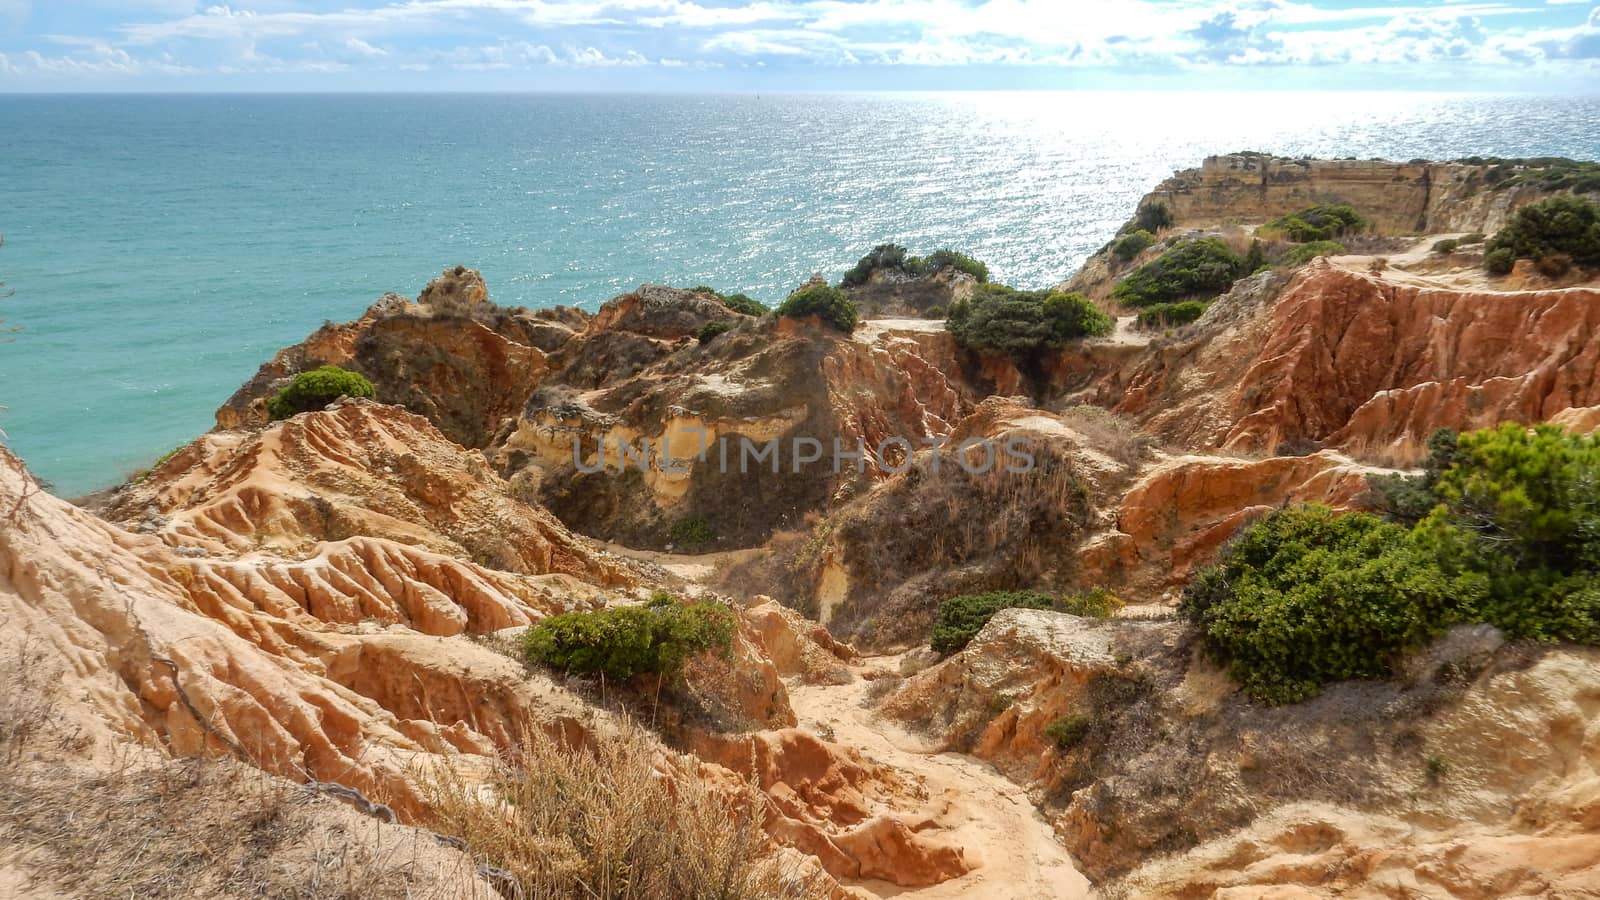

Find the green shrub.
[
  {"left": 1188, "top": 424, "right": 1600, "bottom": 704},
  {"left": 923, "top": 304, "right": 947, "bottom": 320},
  {"left": 931, "top": 590, "right": 1055, "bottom": 654},
  {"left": 523, "top": 598, "right": 735, "bottom": 682},
  {"left": 1484, "top": 247, "right": 1516, "bottom": 275},
  {"left": 776, "top": 284, "right": 859, "bottom": 332},
  {"left": 1044, "top": 714, "right": 1094, "bottom": 750},
  {"left": 1431, "top": 238, "right": 1460, "bottom": 255},
  {"left": 1134, "top": 300, "right": 1208, "bottom": 330},
  {"left": 1181, "top": 505, "right": 1483, "bottom": 704},
  {"left": 1112, "top": 230, "right": 1154, "bottom": 261},
  {"left": 1128, "top": 202, "right": 1174, "bottom": 234},
  {"left": 720, "top": 293, "right": 767, "bottom": 316},
  {"left": 922, "top": 249, "right": 989, "bottom": 282},
  {"left": 1262, "top": 205, "right": 1367, "bottom": 243},
  {"left": 669, "top": 517, "right": 716, "bottom": 549},
  {"left": 1243, "top": 239, "right": 1268, "bottom": 274},
  {"left": 267, "top": 366, "right": 375, "bottom": 421},
  {"left": 1275, "top": 240, "right": 1346, "bottom": 269},
  {"left": 1484, "top": 195, "right": 1600, "bottom": 271},
  {"left": 1536, "top": 254, "right": 1574, "bottom": 278},
  {"left": 841, "top": 243, "right": 909, "bottom": 287},
  {"left": 689, "top": 287, "right": 767, "bottom": 316},
  {"left": 1111, "top": 239, "right": 1245, "bottom": 307},
  {"left": 697, "top": 321, "right": 732, "bottom": 344},
  {"left": 1459, "top": 232, "right": 1486, "bottom": 245},
  {"left": 945, "top": 285, "right": 1112, "bottom": 354},
  {"left": 1060, "top": 586, "right": 1123, "bottom": 619}
]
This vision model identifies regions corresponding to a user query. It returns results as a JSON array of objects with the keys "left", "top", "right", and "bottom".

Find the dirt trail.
[{"left": 789, "top": 660, "right": 1092, "bottom": 900}]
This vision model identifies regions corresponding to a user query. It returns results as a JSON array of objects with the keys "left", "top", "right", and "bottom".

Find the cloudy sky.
[{"left": 1, "top": 0, "right": 1597, "bottom": 91}]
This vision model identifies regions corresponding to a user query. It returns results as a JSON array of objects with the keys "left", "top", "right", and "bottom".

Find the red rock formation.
[{"left": 1116, "top": 262, "right": 1600, "bottom": 463}]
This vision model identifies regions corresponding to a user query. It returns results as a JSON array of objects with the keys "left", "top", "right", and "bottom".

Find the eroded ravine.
[{"left": 789, "top": 661, "right": 1092, "bottom": 900}]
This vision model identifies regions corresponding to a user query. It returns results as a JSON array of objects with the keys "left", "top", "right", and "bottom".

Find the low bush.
[
  {"left": 1262, "top": 204, "right": 1367, "bottom": 243},
  {"left": 1276, "top": 240, "right": 1346, "bottom": 269},
  {"left": 690, "top": 287, "right": 768, "bottom": 316},
  {"left": 946, "top": 285, "right": 1112, "bottom": 353},
  {"left": 775, "top": 284, "right": 859, "bottom": 332},
  {"left": 1536, "top": 254, "right": 1574, "bottom": 278},
  {"left": 1188, "top": 424, "right": 1600, "bottom": 704},
  {"left": 1484, "top": 247, "right": 1516, "bottom": 275},
  {"left": 523, "top": 597, "right": 735, "bottom": 682},
  {"left": 1060, "top": 586, "right": 1123, "bottom": 618},
  {"left": 1459, "top": 232, "right": 1486, "bottom": 245},
  {"left": 1128, "top": 202, "right": 1174, "bottom": 234},
  {"left": 921, "top": 249, "right": 989, "bottom": 282},
  {"left": 266, "top": 366, "right": 375, "bottom": 421},
  {"left": 1431, "top": 238, "right": 1459, "bottom": 255},
  {"left": 1112, "top": 230, "right": 1155, "bottom": 261},
  {"left": 697, "top": 321, "right": 732, "bottom": 344},
  {"left": 1111, "top": 239, "right": 1245, "bottom": 307},
  {"left": 1044, "top": 714, "right": 1093, "bottom": 750},
  {"left": 1483, "top": 195, "right": 1600, "bottom": 272},
  {"left": 1134, "top": 300, "right": 1208, "bottom": 330},
  {"left": 931, "top": 590, "right": 1055, "bottom": 654},
  {"left": 669, "top": 517, "right": 716, "bottom": 549},
  {"left": 840, "top": 243, "right": 909, "bottom": 286}
]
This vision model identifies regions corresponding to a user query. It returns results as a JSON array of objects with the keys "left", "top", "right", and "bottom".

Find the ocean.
[{"left": 1, "top": 91, "right": 1597, "bottom": 496}]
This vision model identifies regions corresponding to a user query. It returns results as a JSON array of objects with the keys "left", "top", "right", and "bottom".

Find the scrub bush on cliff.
[
  {"left": 266, "top": 366, "right": 376, "bottom": 421},
  {"left": 523, "top": 596, "right": 735, "bottom": 682},
  {"left": 775, "top": 284, "right": 859, "bottom": 332},
  {"left": 1111, "top": 239, "right": 1245, "bottom": 307},
  {"left": 931, "top": 590, "right": 1055, "bottom": 653},
  {"left": 1261, "top": 204, "right": 1366, "bottom": 243},
  {"left": 1188, "top": 425, "right": 1600, "bottom": 704},
  {"left": 1483, "top": 195, "right": 1600, "bottom": 273},
  {"left": 945, "top": 285, "right": 1112, "bottom": 353}
]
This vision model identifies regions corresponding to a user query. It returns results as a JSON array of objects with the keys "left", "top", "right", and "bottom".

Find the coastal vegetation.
[
  {"left": 1111, "top": 238, "right": 1245, "bottom": 307},
  {"left": 1126, "top": 202, "right": 1174, "bottom": 235},
  {"left": 1454, "top": 156, "right": 1600, "bottom": 194},
  {"left": 696, "top": 320, "right": 732, "bottom": 343},
  {"left": 1185, "top": 424, "right": 1600, "bottom": 704},
  {"left": 945, "top": 284, "right": 1113, "bottom": 352},
  {"left": 1112, "top": 230, "right": 1155, "bottom": 261},
  {"left": 1482, "top": 195, "right": 1600, "bottom": 275},
  {"left": 690, "top": 286, "right": 768, "bottom": 316},
  {"left": 839, "top": 243, "right": 989, "bottom": 286},
  {"left": 1259, "top": 204, "right": 1367, "bottom": 243},
  {"left": 775, "top": 283, "right": 859, "bottom": 332},
  {"left": 1275, "top": 240, "right": 1346, "bottom": 268},
  {"left": 266, "top": 366, "right": 375, "bottom": 421},
  {"left": 1134, "top": 300, "right": 1209, "bottom": 329},
  {"left": 931, "top": 590, "right": 1055, "bottom": 653},
  {"left": 523, "top": 592, "right": 735, "bottom": 682}
]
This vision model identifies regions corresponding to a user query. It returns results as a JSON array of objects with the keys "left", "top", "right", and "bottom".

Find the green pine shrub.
[
  {"left": 697, "top": 321, "right": 732, "bottom": 344},
  {"left": 931, "top": 590, "right": 1055, "bottom": 654},
  {"left": 1275, "top": 240, "right": 1346, "bottom": 269},
  {"left": 1261, "top": 205, "right": 1367, "bottom": 243},
  {"left": 1483, "top": 195, "right": 1600, "bottom": 272},
  {"left": 1112, "top": 230, "right": 1155, "bottom": 261},
  {"left": 1111, "top": 239, "right": 1245, "bottom": 307},
  {"left": 1187, "top": 424, "right": 1600, "bottom": 704},
  {"left": 523, "top": 597, "right": 735, "bottom": 682},
  {"left": 1484, "top": 247, "right": 1516, "bottom": 275},
  {"left": 267, "top": 366, "right": 376, "bottom": 421},
  {"left": 1128, "top": 202, "right": 1174, "bottom": 234},
  {"left": 669, "top": 517, "right": 716, "bottom": 549},
  {"left": 1431, "top": 239, "right": 1460, "bottom": 255},
  {"left": 945, "top": 285, "right": 1112, "bottom": 353},
  {"left": 1134, "top": 300, "right": 1209, "bottom": 330},
  {"left": 1044, "top": 714, "right": 1094, "bottom": 750},
  {"left": 921, "top": 249, "right": 989, "bottom": 282},
  {"left": 840, "top": 243, "right": 910, "bottom": 286},
  {"left": 776, "top": 284, "right": 859, "bottom": 332},
  {"left": 1060, "top": 586, "right": 1123, "bottom": 619}
]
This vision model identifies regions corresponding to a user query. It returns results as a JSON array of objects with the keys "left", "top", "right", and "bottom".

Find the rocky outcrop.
[
  {"left": 106, "top": 399, "right": 633, "bottom": 586},
  {"left": 215, "top": 267, "right": 568, "bottom": 449},
  {"left": 842, "top": 267, "right": 977, "bottom": 318},
  {"left": 494, "top": 308, "right": 974, "bottom": 550},
  {"left": 1147, "top": 154, "right": 1578, "bottom": 234},
  {"left": 1113, "top": 262, "right": 1600, "bottom": 462},
  {"left": 723, "top": 399, "right": 1143, "bottom": 648}
]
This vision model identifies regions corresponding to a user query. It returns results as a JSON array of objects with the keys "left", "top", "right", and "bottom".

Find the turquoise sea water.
[{"left": 2, "top": 92, "right": 1598, "bottom": 496}]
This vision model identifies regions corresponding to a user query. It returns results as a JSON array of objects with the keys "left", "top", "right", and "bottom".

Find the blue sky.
[{"left": 1, "top": 0, "right": 1597, "bottom": 91}]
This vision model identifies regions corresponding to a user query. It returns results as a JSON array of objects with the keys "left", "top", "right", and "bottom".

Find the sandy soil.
[{"left": 789, "top": 661, "right": 1092, "bottom": 900}]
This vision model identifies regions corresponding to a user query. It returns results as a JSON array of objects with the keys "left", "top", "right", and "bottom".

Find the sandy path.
[{"left": 789, "top": 662, "right": 1092, "bottom": 900}]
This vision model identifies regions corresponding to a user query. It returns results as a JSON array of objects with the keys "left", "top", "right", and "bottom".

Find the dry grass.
[
  {"left": 419, "top": 719, "right": 830, "bottom": 900},
  {"left": 1054, "top": 405, "right": 1159, "bottom": 468}
]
